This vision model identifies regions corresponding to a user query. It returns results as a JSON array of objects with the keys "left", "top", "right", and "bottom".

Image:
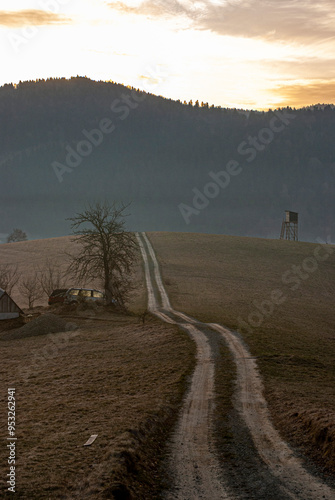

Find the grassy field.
[
  {"left": 1, "top": 230, "right": 334, "bottom": 496},
  {"left": 0, "top": 313, "right": 195, "bottom": 498},
  {"left": 0, "top": 237, "right": 196, "bottom": 498},
  {"left": 0, "top": 235, "right": 146, "bottom": 312},
  {"left": 148, "top": 231, "right": 335, "bottom": 474},
  {"left": 0, "top": 236, "right": 73, "bottom": 303}
]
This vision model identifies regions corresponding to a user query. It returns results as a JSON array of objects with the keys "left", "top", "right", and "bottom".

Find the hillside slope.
[{"left": 0, "top": 77, "right": 334, "bottom": 241}]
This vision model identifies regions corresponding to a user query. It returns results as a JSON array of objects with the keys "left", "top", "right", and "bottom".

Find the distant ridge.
[{"left": 0, "top": 77, "right": 334, "bottom": 242}]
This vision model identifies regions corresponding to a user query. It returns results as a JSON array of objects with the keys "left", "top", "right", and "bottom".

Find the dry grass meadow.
[
  {"left": 148, "top": 231, "right": 335, "bottom": 474},
  {"left": 1, "top": 231, "right": 334, "bottom": 497},
  {"left": 0, "top": 237, "right": 196, "bottom": 498},
  {"left": 0, "top": 235, "right": 135, "bottom": 311}
]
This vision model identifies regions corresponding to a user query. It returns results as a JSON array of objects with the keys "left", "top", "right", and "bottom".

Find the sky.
[{"left": 0, "top": 0, "right": 335, "bottom": 109}]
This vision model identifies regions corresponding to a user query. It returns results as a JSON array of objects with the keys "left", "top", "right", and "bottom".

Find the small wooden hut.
[{"left": 0, "top": 288, "right": 23, "bottom": 320}]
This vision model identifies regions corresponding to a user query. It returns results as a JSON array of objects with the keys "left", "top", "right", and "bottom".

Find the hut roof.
[{"left": 0, "top": 288, "right": 24, "bottom": 314}]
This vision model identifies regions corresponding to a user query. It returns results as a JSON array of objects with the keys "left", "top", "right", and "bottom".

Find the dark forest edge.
[{"left": 0, "top": 76, "right": 334, "bottom": 242}]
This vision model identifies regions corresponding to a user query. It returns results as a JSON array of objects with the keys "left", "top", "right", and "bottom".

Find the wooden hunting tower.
[{"left": 280, "top": 211, "right": 299, "bottom": 241}]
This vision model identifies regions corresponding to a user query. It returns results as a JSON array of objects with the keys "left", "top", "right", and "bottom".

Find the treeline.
[{"left": 0, "top": 77, "right": 334, "bottom": 240}]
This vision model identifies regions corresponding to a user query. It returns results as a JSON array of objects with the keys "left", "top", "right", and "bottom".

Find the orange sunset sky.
[{"left": 1, "top": 0, "right": 335, "bottom": 110}]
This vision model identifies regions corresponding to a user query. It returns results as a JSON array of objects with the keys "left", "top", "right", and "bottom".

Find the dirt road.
[
  {"left": 137, "top": 232, "right": 231, "bottom": 499},
  {"left": 137, "top": 232, "right": 334, "bottom": 500}
]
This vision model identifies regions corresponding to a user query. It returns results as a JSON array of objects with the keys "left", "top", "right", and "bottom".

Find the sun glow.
[{"left": 1, "top": 0, "right": 335, "bottom": 109}]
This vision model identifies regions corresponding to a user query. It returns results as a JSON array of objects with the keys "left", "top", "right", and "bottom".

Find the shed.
[
  {"left": 0, "top": 288, "right": 23, "bottom": 320},
  {"left": 285, "top": 211, "right": 298, "bottom": 223}
]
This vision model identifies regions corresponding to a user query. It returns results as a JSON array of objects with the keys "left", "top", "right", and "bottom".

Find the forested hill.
[{"left": 0, "top": 77, "right": 334, "bottom": 242}]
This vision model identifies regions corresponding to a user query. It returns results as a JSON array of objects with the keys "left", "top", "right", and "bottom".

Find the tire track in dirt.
[
  {"left": 137, "top": 232, "right": 334, "bottom": 500},
  {"left": 210, "top": 324, "right": 334, "bottom": 500},
  {"left": 137, "top": 232, "right": 232, "bottom": 499}
]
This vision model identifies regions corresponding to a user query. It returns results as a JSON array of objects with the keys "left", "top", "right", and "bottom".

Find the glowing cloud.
[
  {"left": 108, "top": 0, "right": 335, "bottom": 43},
  {"left": 0, "top": 9, "right": 71, "bottom": 27},
  {"left": 270, "top": 80, "right": 335, "bottom": 108}
]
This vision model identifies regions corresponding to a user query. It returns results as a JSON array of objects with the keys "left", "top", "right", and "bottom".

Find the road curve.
[
  {"left": 137, "top": 232, "right": 232, "bottom": 499},
  {"left": 137, "top": 232, "right": 334, "bottom": 500}
]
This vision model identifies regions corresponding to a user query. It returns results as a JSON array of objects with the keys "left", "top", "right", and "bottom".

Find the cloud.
[
  {"left": 139, "top": 74, "right": 160, "bottom": 84},
  {"left": 108, "top": 0, "right": 189, "bottom": 19},
  {"left": 271, "top": 80, "right": 335, "bottom": 108},
  {"left": 0, "top": 9, "right": 71, "bottom": 28},
  {"left": 197, "top": 1, "right": 335, "bottom": 43},
  {"left": 260, "top": 56, "right": 335, "bottom": 84},
  {"left": 108, "top": 0, "right": 335, "bottom": 43}
]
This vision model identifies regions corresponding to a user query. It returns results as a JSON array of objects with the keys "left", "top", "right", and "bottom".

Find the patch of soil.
[
  {"left": 0, "top": 313, "right": 77, "bottom": 340},
  {"left": 70, "top": 402, "right": 190, "bottom": 500},
  {"left": 51, "top": 301, "right": 124, "bottom": 316},
  {"left": 0, "top": 316, "right": 25, "bottom": 333}
]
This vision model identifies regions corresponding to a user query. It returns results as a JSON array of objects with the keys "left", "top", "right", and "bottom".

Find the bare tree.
[
  {"left": 7, "top": 229, "right": 27, "bottom": 243},
  {"left": 67, "top": 202, "right": 138, "bottom": 308},
  {"left": 19, "top": 274, "right": 43, "bottom": 309},
  {"left": 37, "top": 259, "right": 67, "bottom": 297},
  {"left": 0, "top": 264, "right": 20, "bottom": 295}
]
